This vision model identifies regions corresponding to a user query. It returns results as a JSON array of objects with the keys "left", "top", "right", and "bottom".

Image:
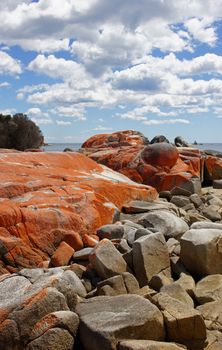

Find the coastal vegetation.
[{"left": 0, "top": 113, "right": 43, "bottom": 151}]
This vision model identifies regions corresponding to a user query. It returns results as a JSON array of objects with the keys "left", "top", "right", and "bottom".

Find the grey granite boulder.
[
  {"left": 76, "top": 294, "right": 165, "bottom": 350},
  {"left": 137, "top": 210, "right": 189, "bottom": 239},
  {"left": 89, "top": 239, "right": 127, "bottom": 279},
  {"left": 180, "top": 229, "right": 222, "bottom": 276},
  {"left": 195, "top": 275, "right": 222, "bottom": 304},
  {"left": 132, "top": 232, "right": 171, "bottom": 287},
  {"left": 155, "top": 293, "right": 206, "bottom": 349}
]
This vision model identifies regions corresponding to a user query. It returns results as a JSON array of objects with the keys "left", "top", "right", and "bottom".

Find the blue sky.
[{"left": 1, "top": 0, "right": 222, "bottom": 143}]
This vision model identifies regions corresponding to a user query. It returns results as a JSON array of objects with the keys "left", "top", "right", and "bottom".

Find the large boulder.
[
  {"left": 197, "top": 301, "right": 222, "bottom": 332},
  {"left": 137, "top": 210, "right": 189, "bottom": 239},
  {"left": 89, "top": 239, "right": 127, "bottom": 279},
  {"left": 180, "top": 229, "right": 222, "bottom": 276},
  {"left": 155, "top": 293, "right": 206, "bottom": 349},
  {"left": 195, "top": 275, "right": 222, "bottom": 304},
  {"left": 76, "top": 295, "right": 165, "bottom": 350},
  {"left": 132, "top": 233, "right": 171, "bottom": 287},
  {"left": 0, "top": 151, "right": 157, "bottom": 273}
]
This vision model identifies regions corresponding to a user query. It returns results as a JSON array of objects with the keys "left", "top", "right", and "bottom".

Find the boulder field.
[
  {"left": 1, "top": 186, "right": 222, "bottom": 349},
  {"left": 81, "top": 130, "right": 222, "bottom": 192},
  {"left": 0, "top": 150, "right": 157, "bottom": 274},
  {"left": 1, "top": 131, "right": 222, "bottom": 350}
]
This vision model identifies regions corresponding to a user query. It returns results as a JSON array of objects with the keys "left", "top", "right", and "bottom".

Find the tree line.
[{"left": 0, "top": 113, "right": 44, "bottom": 151}]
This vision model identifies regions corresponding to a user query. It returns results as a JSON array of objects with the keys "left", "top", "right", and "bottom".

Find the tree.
[{"left": 0, "top": 113, "right": 44, "bottom": 151}]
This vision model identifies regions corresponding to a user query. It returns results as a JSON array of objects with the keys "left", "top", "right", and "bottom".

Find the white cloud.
[
  {"left": 0, "top": 50, "right": 22, "bottom": 75},
  {"left": 0, "top": 81, "right": 10, "bottom": 88},
  {"left": 52, "top": 105, "right": 86, "bottom": 120},
  {"left": 26, "top": 107, "right": 49, "bottom": 118},
  {"left": 185, "top": 17, "right": 217, "bottom": 46},
  {"left": 93, "top": 125, "right": 113, "bottom": 131},
  {"left": 56, "top": 120, "right": 72, "bottom": 126},
  {"left": 143, "top": 119, "right": 190, "bottom": 125},
  {"left": 31, "top": 117, "right": 53, "bottom": 125},
  {"left": 28, "top": 55, "right": 88, "bottom": 83},
  {"left": 1, "top": 0, "right": 222, "bottom": 132},
  {"left": 16, "top": 38, "right": 70, "bottom": 53},
  {"left": 0, "top": 108, "right": 16, "bottom": 115}
]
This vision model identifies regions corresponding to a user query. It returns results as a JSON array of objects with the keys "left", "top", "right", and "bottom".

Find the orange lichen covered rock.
[
  {"left": 205, "top": 155, "right": 222, "bottom": 180},
  {"left": 81, "top": 131, "right": 203, "bottom": 192},
  {"left": 0, "top": 151, "right": 157, "bottom": 273},
  {"left": 50, "top": 241, "right": 74, "bottom": 267},
  {"left": 82, "top": 129, "right": 149, "bottom": 149}
]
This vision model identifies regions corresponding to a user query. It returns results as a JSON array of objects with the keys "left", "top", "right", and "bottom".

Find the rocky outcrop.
[
  {"left": 81, "top": 130, "right": 222, "bottom": 193},
  {"left": 0, "top": 151, "right": 157, "bottom": 274},
  {"left": 81, "top": 130, "right": 205, "bottom": 193}
]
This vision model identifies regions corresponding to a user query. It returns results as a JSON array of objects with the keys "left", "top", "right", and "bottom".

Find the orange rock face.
[
  {"left": 0, "top": 151, "right": 157, "bottom": 274},
  {"left": 81, "top": 131, "right": 203, "bottom": 192}
]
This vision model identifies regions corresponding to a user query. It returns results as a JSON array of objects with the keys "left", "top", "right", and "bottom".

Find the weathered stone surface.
[
  {"left": 0, "top": 266, "right": 86, "bottom": 349},
  {"left": 76, "top": 295, "right": 165, "bottom": 350},
  {"left": 174, "top": 273, "right": 195, "bottom": 298},
  {"left": 170, "top": 196, "right": 190, "bottom": 208},
  {"left": 29, "top": 311, "right": 79, "bottom": 340},
  {"left": 132, "top": 232, "right": 171, "bottom": 287},
  {"left": 73, "top": 247, "right": 94, "bottom": 261},
  {"left": 155, "top": 293, "right": 206, "bottom": 349},
  {"left": 160, "top": 284, "right": 194, "bottom": 307},
  {"left": 97, "top": 275, "right": 127, "bottom": 296},
  {"left": 89, "top": 239, "right": 127, "bottom": 279},
  {"left": 180, "top": 229, "right": 222, "bottom": 276},
  {"left": 123, "top": 200, "right": 180, "bottom": 216},
  {"left": 0, "top": 151, "right": 157, "bottom": 273},
  {"left": 26, "top": 328, "right": 74, "bottom": 350},
  {"left": 197, "top": 301, "right": 222, "bottom": 332},
  {"left": 191, "top": 221, "right": 222, "bottom": 230},
  {"left": 137, "top": 210, "right": 189, "bottom": 239},
  {"left": 195, "top": 275, "right": 222, "bottom": 304},
  {"left": 97, "top": 224, "right": 125, "bottom": 240},
  {"left": 118, "top": 339, "right": 186, "bottom": 350},
  {"left": 201, "top": 208, "right": 221, "bottom": 221},
  {"left": 189, "top": 193, "right": 203, "bottom": 208}
]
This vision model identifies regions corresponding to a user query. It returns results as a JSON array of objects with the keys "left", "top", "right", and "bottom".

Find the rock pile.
[{"left": 1, "top": 186, "right": 222, "bottom": 349}]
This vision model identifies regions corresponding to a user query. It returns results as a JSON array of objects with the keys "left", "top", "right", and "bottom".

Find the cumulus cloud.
[
  {"left": 0, "top": 82, "right": 10, "bottom": 88},
  {"left": 1, "top": 0, "right": 222, "bottom": 132},
  {"left": 26, "top": 107, "right": 49, "bottom": 118},
  {"left": 0, "top": 51, "right": 22, "bottom": 75},
  {"left": 185, "top": 17, "right": 217, "bottom": 46},
  {"left": 30, "top": 117, "right": 53, "bottom": 125}
]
